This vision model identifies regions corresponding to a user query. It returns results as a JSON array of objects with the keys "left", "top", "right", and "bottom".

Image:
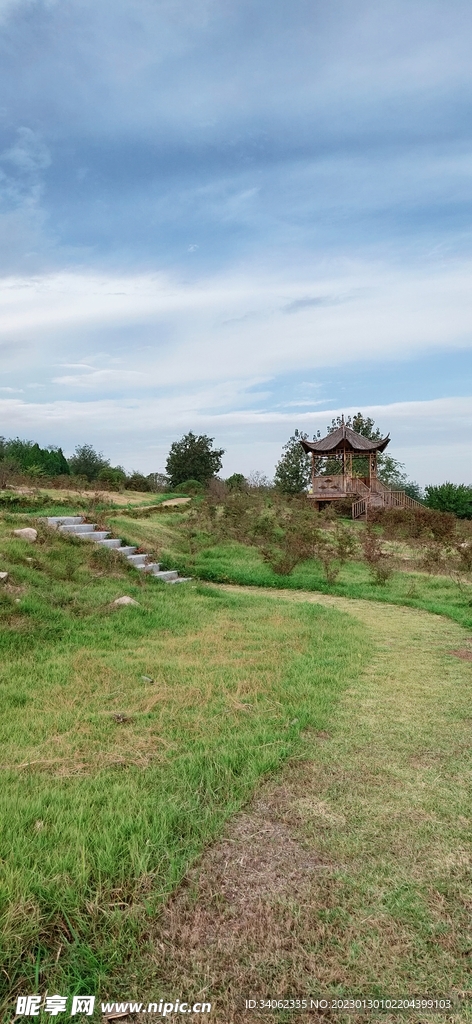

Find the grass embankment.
[
  {"left": 0, "top": 488, "right": 187, "bottom": 520},
  {"left": 106, "top": 511, "right": 472, "bottom": 631},
  {"left": 0, "top": 515, "right": 365, "bottom": 1009},
  {"left": 148, "top": 590, "right": 472, "bottom": 1024}
]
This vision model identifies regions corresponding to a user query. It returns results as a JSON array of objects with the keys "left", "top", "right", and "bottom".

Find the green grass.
[
  {"left": 142, "top": 592, "right": 472, "bottom": 1023},
  {"left": 0, "top": 514, "right": 367, "bottom": 1011},
  {"left": 105, "top": 510, "right": 472, "bottom": 630}
]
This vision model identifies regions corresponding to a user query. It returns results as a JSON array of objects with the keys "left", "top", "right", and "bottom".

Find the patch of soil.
[
  {"left": 143, "top": 776, "right": 342, "bottom": 1024},
  {"left": 450, "top": 649, "right": 472, "bottom": 661}
]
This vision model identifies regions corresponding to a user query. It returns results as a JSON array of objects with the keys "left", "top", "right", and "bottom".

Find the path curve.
[{"left": 146, "top": 585, "right": 472, "bottom": 1024}]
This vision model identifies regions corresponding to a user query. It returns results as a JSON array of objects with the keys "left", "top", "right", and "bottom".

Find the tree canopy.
[
  {"left": 274, "top": 429, "right": 312, "bottom": 494},
  {"left": 0, "top": 437, "right": 69, "bottom": 477},
  {"left": 68, "top": 444, "right": 110, "bottom": 482},
  {"left": 326, "top": 412, "right": 412, "bottom": 488},
  {"left": 165, "top": 432, "right": 225, "bottom": 488},
  {"left": 425, "top": 482, "right": 472, "bottom": 519}
]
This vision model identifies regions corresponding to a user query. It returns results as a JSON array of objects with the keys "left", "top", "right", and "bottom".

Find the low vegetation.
[
  {"left": 1, "top": 486, "right": 471, "bottom": 1021},
  {"left": 0, "top": 513, "right": 366, "bottom": 1010},
  {"left": 106, "top": 494, "right": 472, "bottom": 630}
]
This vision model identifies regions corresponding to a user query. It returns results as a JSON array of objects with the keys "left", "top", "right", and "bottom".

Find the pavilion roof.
[{"left": 300, "top": 424, "right": 390, "bottom": 455}]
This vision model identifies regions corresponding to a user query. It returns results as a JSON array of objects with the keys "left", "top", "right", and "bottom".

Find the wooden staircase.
[{"left": 352, "top": 484, "right": 423, "bottom": 520}]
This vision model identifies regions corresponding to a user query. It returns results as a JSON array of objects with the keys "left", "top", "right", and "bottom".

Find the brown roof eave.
[{"left": 300, "top": 434, "right": 390, "bottom": 455}]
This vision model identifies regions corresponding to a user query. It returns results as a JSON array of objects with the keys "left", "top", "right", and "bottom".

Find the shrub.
[
  {"left": 362, "top": 525, "right": 393, "bottom": 585},
  {"left": 175, "top": 479, "right": 205, "bottom": 495},
  {"left": 226, "top": 473, "right": 247, "bottom": 492},
  {"left": 425, "top": 482, "right": 472, "bottom": 519},
  {"left": 125, "top": 473, "right": 151, "bottom": 492},
  {"left": 368, "top": 505, "right": 456, "bottom": 541}
]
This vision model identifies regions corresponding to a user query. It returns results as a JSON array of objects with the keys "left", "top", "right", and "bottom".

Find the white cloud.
[
  {"left": 0, "top": 259, "right": 471, "bottom": 392},
  {"left": 0, "top": 394, "right": 470, "bottom": 484}
]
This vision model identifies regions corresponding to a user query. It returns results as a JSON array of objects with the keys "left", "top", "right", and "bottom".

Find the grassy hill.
[
  {"left": 0, "top": 512, "right": 365, "bottom": 1009},
  {"left": 1, "top": 496, "right": 471, "bottom": 1022}
]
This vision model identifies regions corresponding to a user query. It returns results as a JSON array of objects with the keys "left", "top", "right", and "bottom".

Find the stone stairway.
[{"left": 46, "top": 516, "right": 192, "bottom": 583}]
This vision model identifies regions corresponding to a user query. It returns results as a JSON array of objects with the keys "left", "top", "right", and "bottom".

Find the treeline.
[
  {"left": 0, "top": 438, "right": 164, "bottom": 492},
  {"left": 1, "top": 427, "right": 472, "bottom": 518}
]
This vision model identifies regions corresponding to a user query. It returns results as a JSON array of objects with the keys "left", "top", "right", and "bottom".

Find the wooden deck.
[{"left": 308, "top": 475, "right": 423, "bottom": 518}]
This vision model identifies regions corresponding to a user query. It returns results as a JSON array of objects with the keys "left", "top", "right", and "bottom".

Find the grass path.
[{"left": 145, "top": 587, "right": 472, "bottom": 1024}]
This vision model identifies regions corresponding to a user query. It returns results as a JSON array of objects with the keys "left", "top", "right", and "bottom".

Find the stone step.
[
  {"left": 59, "top": 523, "right": 96, "bottom": 534},
  {"left": 127, "top": 553, "right": 147, "bottom": 567},
  {"left": 78, "top": 531, "right": 110, "bottom": 541},
  {"left": 47, "top": 516, "right": 84, "bottom": 526},
  {"left": 46, "top": 516, "right": 190, "bottom": 583}
]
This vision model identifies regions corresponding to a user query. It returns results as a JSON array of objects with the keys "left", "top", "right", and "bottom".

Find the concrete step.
[
  {"left": 59, "top": 523, "right": 96, "bottom": 534},
  {"left": 127, "top": 553, "right": 147, "bottom": 567},
  {"left": 78, "top": 531, "right": 110, "bottom": 541},
  {"left": 47, "top": 516, "right": 84, "bottom": 526},
  {"left": 46, "top": 516, "right": 191, "bottom": 583}
]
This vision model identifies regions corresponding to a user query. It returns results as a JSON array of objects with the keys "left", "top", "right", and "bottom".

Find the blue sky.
[{"left": 0, "top": 0, "right": 471, "bottom": 484}]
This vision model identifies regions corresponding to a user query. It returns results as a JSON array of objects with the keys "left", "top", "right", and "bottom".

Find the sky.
[{"left": 0, "top": 0, "right": 471, "bottom": 485}]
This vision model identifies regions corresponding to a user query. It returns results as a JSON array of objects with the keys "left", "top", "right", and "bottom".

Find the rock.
[
  {"left": 13, "top": 528, "right": 37, "bottom": 543},
  {"left": 112, "top": 595, "right": 140, "bottom": 607},
  {"left": 0, "top": 572, "right": 8, "bottom": 582}
]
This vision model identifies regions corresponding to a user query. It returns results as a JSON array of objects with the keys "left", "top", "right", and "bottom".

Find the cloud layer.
[{"left": 0, "top": 0, "right": 471, "bottom": 482}]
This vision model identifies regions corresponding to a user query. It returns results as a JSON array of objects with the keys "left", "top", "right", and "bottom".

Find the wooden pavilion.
[{"left": 299, "top": 420, "right": 422, "bottom": 518}]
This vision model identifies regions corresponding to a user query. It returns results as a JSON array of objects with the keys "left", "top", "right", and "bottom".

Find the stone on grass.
[
  {"left": 113, "top": 595, "right": 140, "bottom": 607},
  {"left": 0, "top": 572, "right": 8, "bottom": 582},
  {"left": 13, "top": 528, "right": 37, "bottom": 542}
]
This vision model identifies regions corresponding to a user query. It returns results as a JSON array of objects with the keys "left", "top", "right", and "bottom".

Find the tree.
[
  {"left": 326, "top": 412, "right": 407, "bottom": 485},
  {"left": 424, "top": 483, "right": 472, "bottom": 519},
  {"left": 125, "top": 472, "right": 151, "bottom": 492},
  {"left": 68, "top": 444, "right": 109, "bottom": 481},
  {"left": 165, "top": 432, "right": 225, "bottom": 488},
  {"left": 226, "top": 473, "right": 247, "bottom": 492},
  {"left": 146, "top": 472, "right": 169, "bottom": 492},
  {"left": 0, "top": 437, "right": 70, "bottom": 477},
  {"left": 328, "top": 412, "right": 381, "bottom": 441},
  {"left": 274, "top": 429, "right": 312, "bottom": 494}
]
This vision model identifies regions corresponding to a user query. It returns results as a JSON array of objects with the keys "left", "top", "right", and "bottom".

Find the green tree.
[
  {"left": 0, "top": 437, "right": 70, "bottom": 477},
  {"left": 165, "top": 432, "right": 225, "bottom": 488},
  {"left": 326, "top": 413, "right": 408, "bottom": 485},
  {"left": 274, "top": 429, "right": 312, "bottom": 494},
  {"left": 125, "top": 472, "right": 152, "bottom": 492},
  {"left": 68, "top": 444, "right": 109, "bottom": 481},
  {"left": 226, "top": 473, "right": 247, "bottom": 492},
  {"left": 424, "top": 483, "right": 472, "bottom": 519}
]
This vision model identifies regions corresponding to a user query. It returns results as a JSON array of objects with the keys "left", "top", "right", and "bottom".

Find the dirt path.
[
  {"left": 159, "top": 496, "right": 191, "bottom": 507},
  {"left": 144, "top": 589, "right": 472, "bottom": 1024}
]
